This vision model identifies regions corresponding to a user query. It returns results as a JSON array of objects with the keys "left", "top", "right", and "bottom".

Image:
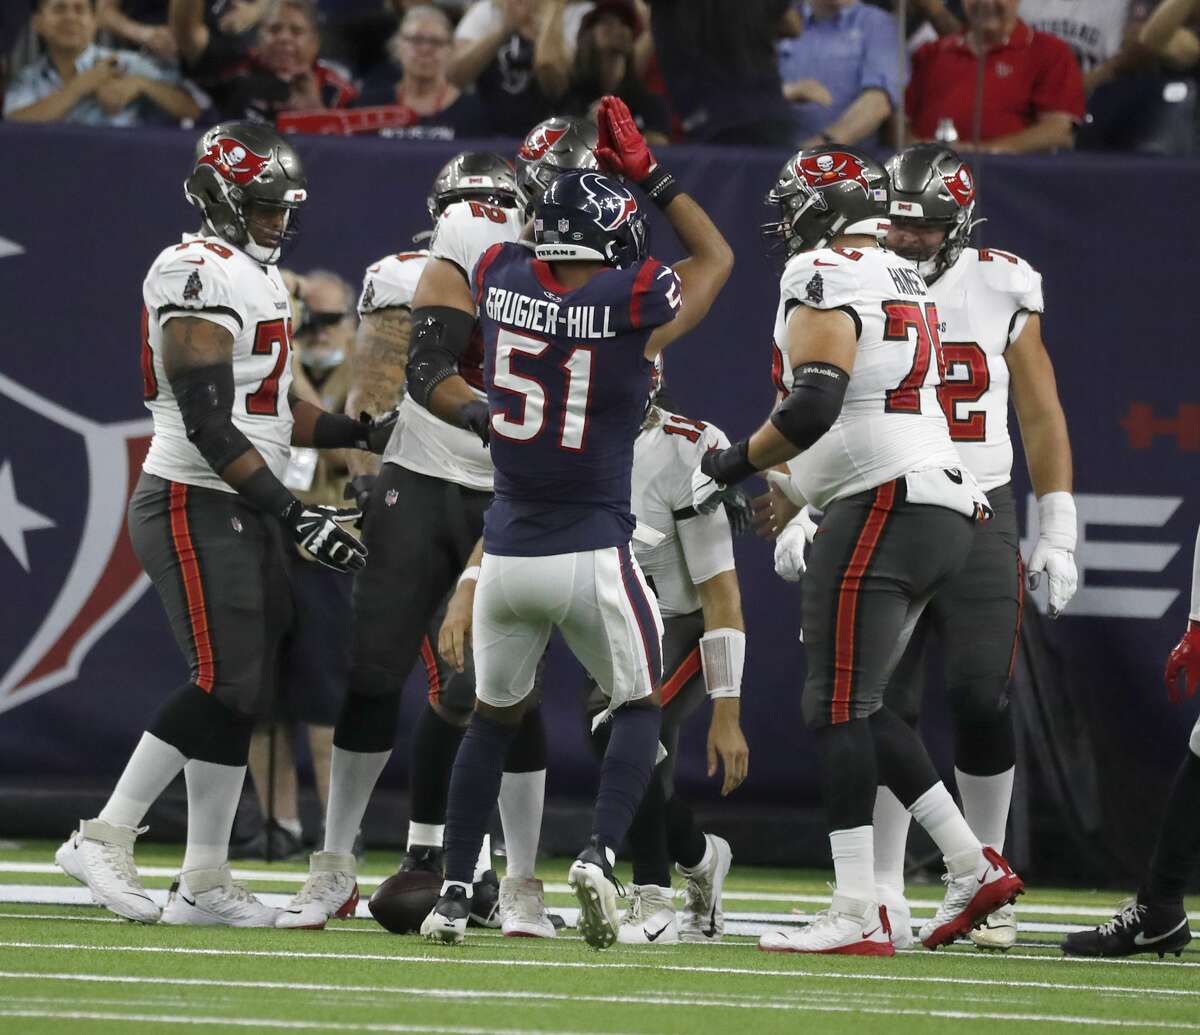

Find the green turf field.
[{"left": 0, "top": 840, "right": 1197, "bottom": 1033}]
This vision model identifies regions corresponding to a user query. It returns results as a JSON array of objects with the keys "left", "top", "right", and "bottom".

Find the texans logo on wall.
[{"left": 0, "top": 374, "right": 152, "bottom": 714}]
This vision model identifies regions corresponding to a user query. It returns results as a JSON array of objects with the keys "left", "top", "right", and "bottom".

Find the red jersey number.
[
  {"left": 663, "top": 414, "right": 707, "bottom": 444},
  {"left": 937, "top": 341, "right": 990, "bottom": 442},
  {"left": 246, "top": 318, "right": 291, "bottom": 416},
  {"left": 883, "top": 301, "right": 945, "bottom": 415}
]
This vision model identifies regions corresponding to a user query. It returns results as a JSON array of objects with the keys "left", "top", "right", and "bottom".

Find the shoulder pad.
[
  {"left": 430, "top": 200, "right": 522, "bottom": 292},
  {"left": 359, "top": 250, "right": 428, "bottom": 314},
  {"left": 972, "top": 248, "right": 1044, "bottom": 313},
  {"left": 145, "top": 239, "right": 246, "bottom": 331},
  {"left": 630, "top": 259, "right": 682, "bottom": 331},
  {"left": 779, "top": 249, "right": 865, "bottom": 311}
]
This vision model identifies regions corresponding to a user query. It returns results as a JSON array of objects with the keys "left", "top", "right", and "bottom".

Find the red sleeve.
[{"left": 1029, "top": 32, "right": 1085, "bottom": 121}]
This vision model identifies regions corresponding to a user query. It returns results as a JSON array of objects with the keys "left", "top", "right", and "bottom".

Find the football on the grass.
[{"left": 368, "top": 870, "right": 442, "bottom": 933}]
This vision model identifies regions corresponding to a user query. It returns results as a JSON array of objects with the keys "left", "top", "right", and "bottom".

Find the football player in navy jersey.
[{"left": 418, "top": 96, "right": 733, "bottom": 948}]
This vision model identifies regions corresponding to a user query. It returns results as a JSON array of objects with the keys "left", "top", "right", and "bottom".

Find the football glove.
[
  {"left": 596, "top": 96, "right": 657, "bottom": 181},
  {"left": 354, "top": 408, "right": 399, "bottom": 454},
  {"left": 1165, "top": 621, "right": 1200, "bottom": 704},
  {"left": 774, "top": 506, "right": 819, "bottom": 582},
  {"left": 285, "top": 501, "right": 367, "bottom": 573},
  {"left": 460, "top": 400, "right": 491, "bottom": 447},
  {"left": 721, "top": 486, "right": 753, "bottom": 537},
  {"left": 343, "top": 474, "right": 375, "bottom": 526},
  {"left": 1026, "top": 491, "right": 1077, "bottom": 618}
]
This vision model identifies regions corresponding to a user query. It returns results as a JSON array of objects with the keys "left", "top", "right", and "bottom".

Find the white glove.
[
  {"left": 1027, "top": 491, "right": 1077, "bottom": 618},
  {"left": 774, "top": 506, "right": 819, "bottom": 582}
]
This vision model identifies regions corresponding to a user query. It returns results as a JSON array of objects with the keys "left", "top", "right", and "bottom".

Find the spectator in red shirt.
[{"left": 906, "top": 0, "right": 1085, "bottom": 153}]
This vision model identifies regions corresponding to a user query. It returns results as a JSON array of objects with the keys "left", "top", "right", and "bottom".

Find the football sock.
[
  {"left": 593, "top": 705, "right": 661, "bottom": 853},
  {"left": 474, "top": 834, "right": 493, "bottom": 883},
  {"left": 98, "top": 733, "right": 187, "bottom": 828},
  {"left": 870, "top": 706, "right": 940, "bottom": 806},
  {"left": 909, "top": 782, "right": 981, "bottom": 864},
  {"left": 829, "top": 825, "right": 876, "bottom": 902},
  {"left": 628, "top": 772, "right": 672, "bottom": 887},
  {"left": 407, "top": 822, "right": 444, "bottom": 850},
  {"left": 814, "top": 719, "right": 876, "bottom": 829},
  {"left": 872, "top": 785, "right": 911, "bottom": 893},
  {"left": 1141, "top": 750, "right": 1200, "bottom": 902},
  {"left": 180, "top": 759, "right": 247, "bottom": 872},
  {"left": 665, "top": 795, "right": 707, "bottom": 870},
  {"left": 498, "top": 769, "right": 545, "bottom": 880},
  {"left": 408, "top": 705, "right": 465, "bottom": 832},
  {"left": 954, "top": 765, "right": 1014, "bottom": 852},
  {"left": 444, "top": 713, "right": 516, "bottom": 884},
  {"left": 323, "top": 747, "right": 390, "bottom": 854}
]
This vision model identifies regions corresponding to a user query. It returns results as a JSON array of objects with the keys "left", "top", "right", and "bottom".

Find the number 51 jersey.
[
  {"left": 141, "top": 234, "right": 295, "bottom": 493},
  {"left": 477, "top": 242, "right": 682, "bottom": 557},
  {"left": 771, "top": 245, "right": 961, "bottom": 510}
]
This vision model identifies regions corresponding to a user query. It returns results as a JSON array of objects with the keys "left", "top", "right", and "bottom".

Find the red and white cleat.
[
  {"left": 920, "top": 846, "right": 1024, "bottom": 950},
  {"left": 759, "top": 894, "right": 895, "bottom": 956},
  {"left": 275, "top": 851, "right": 359, "bottom": 929}
]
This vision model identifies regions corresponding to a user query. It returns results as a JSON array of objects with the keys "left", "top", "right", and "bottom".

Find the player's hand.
[
  {"left": 285, "top": 502, "right": 367, "bottom": 573},
  {"left": 751, "top": 482, "right": 800, "bottom": 540},
  {"left": 692, "top": 453, "right": 724, "bottom": 515},
  {"left": 595, "top": 95, "right": 657, "bottom": 181},
  {"left": 438, "top": 581, "right": 476, "bottom": 673},
  {"left": 721, "top": 486, "right": 753, "bottom": 537},
  {"left": 1165, "top": 621, "right": 1200, "bottom": 704},
  {"left": 460, "top": 400, "right": 491, "bottom": 447},
  {"left": 1026, "top": 542, "right": 1077, "bottom": 618},
  {"left": 707, "top": 699, "right": 749, "bottom": 797},
  {"left": 353, "top": 408, "right": 399, "bottom": 454},
  {"left": 773, "top": 507, "right": 818, "bottom": 582},
  {"left": 343, "top": 474, "right": 375, "bottom": 525}
]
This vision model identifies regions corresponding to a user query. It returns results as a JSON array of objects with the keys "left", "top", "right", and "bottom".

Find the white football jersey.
[
  {"left": 928, "top": 247, "right": 1045, "bottom": 492},
  {"left": 1020, "top": 0, "right": 1130, "bottom": 70},
  {"left": 141, "top": 233, "right": 294, "bottom": 493},
  {"left": 632, "top": 409, "right": 735, "bottom": 619},
  {"left": 771, "top": 245, "right": 961, "bottom": 510}
]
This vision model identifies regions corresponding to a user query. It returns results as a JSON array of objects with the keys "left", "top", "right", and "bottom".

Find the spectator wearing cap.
[
  {"left": 448, "top": 0, "right": 591, "bottom": 136},
  {"left": 648, "top": 0, "right": 796, "bottom": 146},
  {"left": 5, "top": 0, "right": 199, "bottom": 124},
  {"left": 537, "top": 0, "right": 670, "bottom": 143},
  {"left": 354, "top": 3, "right": 488, "bottom": 138},
  {"left": 778, "top": 0, "right": 904, "bottom": 148},
  {"left": 214, "top": 0, "right": 358, "bottom": 120},
  {"left": 906, "top": 0, "right": 1085, "bottom": 153}
]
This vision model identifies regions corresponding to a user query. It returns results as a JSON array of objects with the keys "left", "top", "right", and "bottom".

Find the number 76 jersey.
[{"left": 140, "top": 233, "right": 295, "bottom": 493}]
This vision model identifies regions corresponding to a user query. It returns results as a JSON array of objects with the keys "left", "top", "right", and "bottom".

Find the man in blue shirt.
[
  {"left": 4, "top": 0, "right": 199, "bottom": 126},
  {"left": 778, "top": 0, "right": 904, "bottom": 147}
]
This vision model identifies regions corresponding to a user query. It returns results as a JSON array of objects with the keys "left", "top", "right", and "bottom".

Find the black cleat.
[
  {"left": 1062, "top": 898, "right": 1192, "bottom": 958},
  {"left": 420, "top": 884, "right": 471, "bottom": 944},
  {"left": 568, "top": 836, "right": 623, "bottom": 950},
  {"left": 469, "top": 868, "right": 501, "bottom": 928},
  {"left": 398, "top": 844, "right": 445, "bottom": 876}
]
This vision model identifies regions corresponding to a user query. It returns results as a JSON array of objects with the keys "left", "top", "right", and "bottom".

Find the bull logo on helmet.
[
  {"left": 579, "top": 173, "right": 638, "bottom": 231},
  {"left": 519, "top": 124, "right": 568, "bottom": 161},
  {"left": 796, "top": 152, "right": 872, "bottom": 194},
  {"left": 198, "top": 138, "right": 271, "bottom": 186},
  {"left": 942, "top": 163, "right": 976, "bottom": 207}
]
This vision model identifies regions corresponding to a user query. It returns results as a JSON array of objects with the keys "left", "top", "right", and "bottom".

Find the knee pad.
[
  {"left": 951, "top": 683, "right": 1015, "bottom": 777},
  {"left": 149, "top": 683, "right": 254, "bottom": 766},
  {"left": 950, "top": 676, "right": 1011, "bottom": 730},
  {"left": 504, "top": 706, "right": 546, "bottom": 773},
  {"left": 334, "top": 691, "right": 402, "bottom": 753}
]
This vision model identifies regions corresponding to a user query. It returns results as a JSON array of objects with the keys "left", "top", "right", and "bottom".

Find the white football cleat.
[
  {"left": 759, "top": 893, "right": 895, "bottom": 956},
  {"left": 877, "top": 883, "right": 914, "bottom": 949},
  {"left": 677, "top": 833, "right": 732, "bottom": 943},
  {"left": 617, "top": 884, "right": 679, "bottom": 945},
  {"left": 275, "top": 851, "right": 359, "bottom": 929},
  {"left": 499, "top": 877, "right": 556, "bottom": 938},
  {"left": 55, "top": 819, "right": 160, "bottom": 923},
  {"left": 421, "top": 885, "right": 471, "bottom": 945},
  {"left": 920, "top": 846, "right": 1024, "bottom": 949},
  {"left": 969, "top": 901, "right": 1017, "bottom": 951},
  {"left": 568, "top": 838, "right": 621, "bottom": 950},
  {"left": 160, "top": 865, "right": 281, "bottom": 927}
]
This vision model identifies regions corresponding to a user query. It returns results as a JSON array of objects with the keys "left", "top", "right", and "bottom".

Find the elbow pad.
[
  {"left": 170, "top": 363, "right": 254, "bottom": 473},
  {"left": 406, "top": 305, "right": 477, "bottom": 408},
  {"left": 769, "top": 361, "right": 849, "bottom": 450}
]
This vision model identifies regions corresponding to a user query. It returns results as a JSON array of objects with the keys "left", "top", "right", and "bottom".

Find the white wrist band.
[
  {"left": 700, "top": 627, "right": 745, "bottom": 700},
  {"left": 1036, "top": 491, "right": 1077, "bottom": 551}
]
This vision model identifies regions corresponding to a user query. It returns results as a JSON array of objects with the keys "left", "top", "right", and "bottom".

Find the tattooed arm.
[{"left": 345, "top": 305, "right": 412, "bottom": 478}]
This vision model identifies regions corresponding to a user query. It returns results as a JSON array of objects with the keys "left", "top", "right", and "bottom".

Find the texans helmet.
[
  {"left": 762, "top": 145, "right": 889, "bottom": 256},
  {"left": 184, "top": 121, "right": 307, "bottom": 265},
  {"left": 885, "top": 144, "right": 978, "bottom": 284},
  {"left": 426, "top": 151, "right": 525, "bottom": 223},
  {"left": 533, "top": 169, "right": 647, "bottom": 269},
  {"left": 515, "top": 115, "right": 599, "bottom": 204}
]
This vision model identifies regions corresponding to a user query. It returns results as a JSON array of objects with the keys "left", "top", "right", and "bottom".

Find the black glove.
[
  {"left": 354, "top": 408, "right": 399, "bottom": 454},
  {"left": 343, "top": 474, "right": 376, "bottom": 527},
  {"left": 460, "top": 400, "right": 491, "bottom": 447},
  {"left": 721, "top": 486, "right": 754, "bottom": 537},
  {"left": 283, "top": 501, "right": 368, "bottom": 573}
]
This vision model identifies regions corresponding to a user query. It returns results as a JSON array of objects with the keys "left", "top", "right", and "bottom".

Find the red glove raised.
[
  {"left": 596, "top": 95, "right": 657, "bottom": 182},
  {"left": 1165, "top": 620, "right": 1200, "bottom": 704}
]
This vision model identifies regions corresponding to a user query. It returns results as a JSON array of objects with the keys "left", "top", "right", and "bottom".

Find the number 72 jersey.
[{"left": 140, "top": 234, "right": 295, "bottom": 493}]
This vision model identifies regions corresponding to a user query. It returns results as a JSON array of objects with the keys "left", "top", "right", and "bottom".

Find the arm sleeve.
[
  {"left": 145, "top": 249, "right": 246, "bottom": 339},
  {"left": 1031, "top": 34, "right": 1086, "bottom": 120},
  {"left": 779, "top": 251, "right": 864, "bottom": 312},
  {"left": 859, "top": 9, "right": 905, "bottom": 109},
  {"left": 629, "top": 259, "right": 682, "bottom": 331}
]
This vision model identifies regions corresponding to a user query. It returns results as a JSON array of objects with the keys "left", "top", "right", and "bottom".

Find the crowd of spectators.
[{"left": 3, "top": 0, "right": 1199, "bottom": 154}]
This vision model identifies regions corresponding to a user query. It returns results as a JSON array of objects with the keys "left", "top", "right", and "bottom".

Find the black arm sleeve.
[
  {"left": 405, "top": 305, "right": 478, "bottom": 409},
  {"left": 769, "top": 361, "right": 850, "bottom": 450}
]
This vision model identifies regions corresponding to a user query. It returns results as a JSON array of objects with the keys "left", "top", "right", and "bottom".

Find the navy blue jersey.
[{"left": 476, "top": 243, "right": 682, "bottom": 556}]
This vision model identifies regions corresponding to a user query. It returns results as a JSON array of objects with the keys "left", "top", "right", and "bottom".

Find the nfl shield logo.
[
  {"left": 385, "top": 489, "right": 399, "bottom": 507},
  {"left": 558, "top": 219, "right": 570, "bottom": 233}
]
